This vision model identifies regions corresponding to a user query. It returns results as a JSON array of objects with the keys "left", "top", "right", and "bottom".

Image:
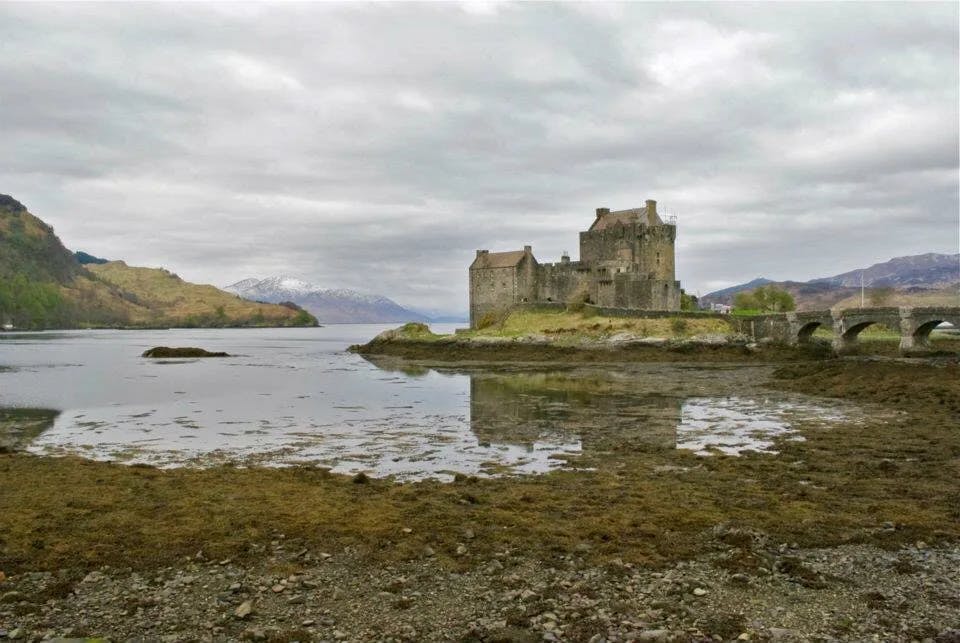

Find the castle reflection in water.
[
  {"left": 360, "top": 356, "right": 684, "bottom": 454},
  {"left": 468, "top": 370, "right": 680, "bottom": 453}
]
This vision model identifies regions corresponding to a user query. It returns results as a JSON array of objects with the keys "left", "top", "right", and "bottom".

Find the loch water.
[{"left": 0, "top": 326, "right": 860, "bottom": 480}]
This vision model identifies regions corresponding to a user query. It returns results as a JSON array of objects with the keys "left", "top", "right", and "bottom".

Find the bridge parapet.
[{"left": 731, "top": 314, "right": 791, "bottom": 344}]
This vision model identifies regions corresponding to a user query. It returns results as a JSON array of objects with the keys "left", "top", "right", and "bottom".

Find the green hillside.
[
  {"left": 0, "top": 195, "right": 81, "bottom": 284},
  {"left": 0, "top": 195, "right": 317, "bottom": 330},
  {"left": 87, "top": 262, "right": 317, "bottom": 328}
]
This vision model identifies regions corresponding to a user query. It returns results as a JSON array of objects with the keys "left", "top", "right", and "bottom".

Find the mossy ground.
[
  {"left": 466, "top": 308, "right": 732, "bottom": 340},
  {"left": 1, "top": 359, "right": 957, "bottom": 577}
]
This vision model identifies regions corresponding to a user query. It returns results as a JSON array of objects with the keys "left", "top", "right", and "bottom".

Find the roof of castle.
[
  {"left": 589, "top": 205, "right": 663, "bottom": 231},
  {"left": 471, "top": 250, "right": 531, "bottom": 269}
]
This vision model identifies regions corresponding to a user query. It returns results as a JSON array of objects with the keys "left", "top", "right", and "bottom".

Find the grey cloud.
[{"left": 0, "top": 2, "right": 956, "bottom": 313}]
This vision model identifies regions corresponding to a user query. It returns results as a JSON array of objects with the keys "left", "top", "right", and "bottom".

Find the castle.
[{"left": 469, "top": 199, "right": 681, "bottom": 327}]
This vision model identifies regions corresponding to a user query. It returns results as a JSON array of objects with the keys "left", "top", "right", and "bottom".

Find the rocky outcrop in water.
[{"left": 142, "top": 347, "right": 230, "bottom": 358}]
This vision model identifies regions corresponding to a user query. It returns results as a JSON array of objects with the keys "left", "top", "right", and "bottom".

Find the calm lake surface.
[{"left": 0, "top": 326, "right": 861, "bottom": 480}]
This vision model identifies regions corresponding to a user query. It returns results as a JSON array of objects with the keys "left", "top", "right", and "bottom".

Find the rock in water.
[{"left": 142, "top": 347, "right": 230, "bottom": 358}]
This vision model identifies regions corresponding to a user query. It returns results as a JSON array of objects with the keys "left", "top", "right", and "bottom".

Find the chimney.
[
  {"left": 595, "top": 207, "right": 610, "bottom": 217},
  {"left": 561, "top": 252, "right": 570, "bottom": 264},
  {"left": 476, "top": 249, "right": 488, "bottom": 257},
  {"left": 523, "top": 245, "right": 532, "bottom": 253},
  {"left": 645, "top": 199, "right": 659, "bottom": 225}
]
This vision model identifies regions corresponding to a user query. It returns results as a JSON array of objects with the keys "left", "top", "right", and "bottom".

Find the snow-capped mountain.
[{"left": 224, "top": 276, "right": 432, "bottom": 324}]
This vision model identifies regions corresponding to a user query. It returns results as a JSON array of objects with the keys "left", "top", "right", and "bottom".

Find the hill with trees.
[{"left": 0, "top": 194, "right": 317, "bottom": 330}]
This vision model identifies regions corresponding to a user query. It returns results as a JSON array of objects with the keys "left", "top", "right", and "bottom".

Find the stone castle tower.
[{"left": 469, "top": 199, "right": 681, "bottom": 327}]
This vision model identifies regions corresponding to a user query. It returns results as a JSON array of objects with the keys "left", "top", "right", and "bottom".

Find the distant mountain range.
[
  {"left": 701, "top": 253, "right": 959, "bottom": 310},
  {"left": 225, "top": 276, "right": 464, "bottom": 324}
]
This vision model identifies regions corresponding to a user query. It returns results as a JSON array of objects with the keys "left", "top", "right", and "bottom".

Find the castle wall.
[
  {"left": 469, "top": 266, "right": 517, "bottom": 327},
  {"left": 580, "top": 223, "right": 677, "bottom": 280},
  {"left": 614, "top": 276, "right": 681, "bottom": 310},
  {"left": 515, "top": 254, "right": 538, "bottom": 304},
  {"left": 580, "top": 226, "right": 635, "bottom": 266},
  {"left": 635, "top": 225, "right": 677, "bottom": 282},
  {"left": 469, "top": 254, "right": 538, "bottom": 326},
  {"left": 536, "top": 261, "right": 592, "bottom": 305}
]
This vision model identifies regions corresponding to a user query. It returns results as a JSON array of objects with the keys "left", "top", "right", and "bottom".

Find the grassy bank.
[
  {"left": 2, "top": 360, "right": 958, "bottom": 576},
  {"left": 467, "top": 308, "right": 732, "bottom": 340},
  {"left": 351, "top": 310, "right": 810, "bottom": 362},
  {"left": 352, "top": 310, "right": 960, "bottom": 362}
]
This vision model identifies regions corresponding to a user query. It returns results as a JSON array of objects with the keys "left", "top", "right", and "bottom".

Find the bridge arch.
[
  {"left": 796, "top": 321, "right": 823, "bottom": 343},
  {"left": 900, "top": 309, "right": 960, "bottom": 352},
  {"left": 832, "top": 318, "right": 883, "bottom": 353},
  {"left": 842, "top": 321, "right": 877, "bottom": 341},
  {"left": 905, "top": 319, "right": 947, "bottom": 350}
]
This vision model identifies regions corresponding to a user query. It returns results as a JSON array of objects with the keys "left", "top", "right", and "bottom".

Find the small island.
[
  {"left": 141, "top": 347, "right": 230, "bottom": 358},
  {"left": 349, "top": 307, "right": 778, "bottom": 362}
]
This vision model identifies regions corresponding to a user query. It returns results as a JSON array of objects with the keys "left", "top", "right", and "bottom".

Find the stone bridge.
[{"left": 736, "top": 307, "right": 960, "bottom": 354}]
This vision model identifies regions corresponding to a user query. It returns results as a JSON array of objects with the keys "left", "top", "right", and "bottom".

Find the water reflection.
[
  {"left": 465, "top": 369, "right": 824, "bottom": 457},
  {"left": 469, "top": 372, "right": 679, "bottom": 452},
  {"left": 0, "top": 328, "right": 858, "bottom": 478},
  {"left": 0, "top": 407, "right": 60, "bottom": 452}
]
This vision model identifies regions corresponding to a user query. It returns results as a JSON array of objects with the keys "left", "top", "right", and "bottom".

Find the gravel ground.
[{"left": 2, "top": 526, "right": 958, "bottom": 642}]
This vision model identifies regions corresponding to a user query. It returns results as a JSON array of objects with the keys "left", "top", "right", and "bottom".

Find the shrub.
[
  {"left": 733, "top": 286, "right": 796, "bottom": 313},
  {"left": 669, "top": 317, "right": 689, "bottom": 335},
  {"left": 680, "top": 290, "right": 699, "bottom": 311}
]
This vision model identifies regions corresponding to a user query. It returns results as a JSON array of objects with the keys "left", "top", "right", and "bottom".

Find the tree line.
[{"left": 0, "top": 274, "right": 74, "bottom": 329}]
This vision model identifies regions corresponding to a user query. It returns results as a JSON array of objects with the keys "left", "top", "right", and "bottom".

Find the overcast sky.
[{"left": 1, "top": 2, "right": 957, "bottom": 313}]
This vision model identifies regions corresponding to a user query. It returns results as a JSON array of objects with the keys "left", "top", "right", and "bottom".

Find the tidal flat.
[{"left": 0, "top": 328, "right": 958, "bottom": 641}]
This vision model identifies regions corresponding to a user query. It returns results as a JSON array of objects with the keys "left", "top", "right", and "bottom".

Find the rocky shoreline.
[
  {"left": 2, "top": 531, "right": 958, "bottom": 642},
  {"left": 349, "top": 329, "right": 830, "bottom": 364}
]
